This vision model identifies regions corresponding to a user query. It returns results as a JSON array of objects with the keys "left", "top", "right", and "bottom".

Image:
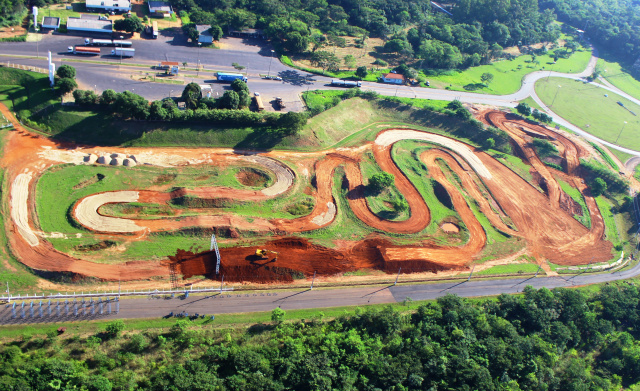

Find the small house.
[
  {"left": 41, "top": 16, "right": 60, "bottom": 30},
  {"left": 85, "top": 0, "right": 131, "bottom": 13},
  {"left": 196, "top": 24, "right": 213, "bottom": 44},
  {"left": 381, "top": 72, "right": 405, "bottom": 84},
  {"left": 148, "top": 1, "right": 173, "bottom": 17}
]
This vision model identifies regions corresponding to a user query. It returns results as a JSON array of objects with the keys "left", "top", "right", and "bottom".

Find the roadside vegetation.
[{"left": 3, "top": 284, "right": 640, "bottom": 390}]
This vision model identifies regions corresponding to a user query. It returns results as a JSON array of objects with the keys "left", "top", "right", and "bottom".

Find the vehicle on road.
[
  {"left": 111, "top": 48, "right": 135, "bottom": 58},
  {"left": 254, "top": 93, "right": 264, "bottom": 112},
  {"left": 85, "top": 38, "right": 133, "bottom": 47},
  {"left": 275, "top": 97, "right": 285, "bottom": 110},
  {"left": 216, "top": 72, "right": 248, "bottom": 83},
  {"left": 330, "top": 79, "right": 361, "bottom": 88},
  {"left": 67, "top": 46, "right": 100, "bottom": 56}
]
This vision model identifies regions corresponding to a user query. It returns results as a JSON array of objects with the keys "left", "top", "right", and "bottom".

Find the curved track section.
[{"left": 1, "top": 104, "right": 618, "bottom": 281}]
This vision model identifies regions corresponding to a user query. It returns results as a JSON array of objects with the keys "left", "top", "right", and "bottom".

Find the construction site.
[{"left": 0, "top": 102, "right": 633, "bottom": 289}]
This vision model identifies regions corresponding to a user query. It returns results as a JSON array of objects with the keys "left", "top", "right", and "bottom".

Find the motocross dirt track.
[{"left": 0, "top": 103, "right": 614, "bottom": 283}]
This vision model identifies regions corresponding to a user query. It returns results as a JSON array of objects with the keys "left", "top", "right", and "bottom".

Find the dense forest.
[
  {"left": 174, "top": 0, "right": 561, "bottom": 69},
  {"left": 0, "top": 0, "right": 25, "bottom": 27},
  {"left": 3, "top": 284, "right": 640, "bottom": 390},
  {"left": 541, "top": 0, "right": 640, "bottom": 63}
]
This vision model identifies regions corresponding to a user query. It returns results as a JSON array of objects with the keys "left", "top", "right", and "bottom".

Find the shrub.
[
  {"left": 104, "top": 320, "right": 125, "bottom": 339},
  {"left": 368, "top": 172, "right": 394, "bottom": 193}
]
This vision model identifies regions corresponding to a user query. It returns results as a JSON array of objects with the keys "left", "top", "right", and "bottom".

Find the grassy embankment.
[{"left": 536, "top": 77, "right": 640, "bottom": 151}]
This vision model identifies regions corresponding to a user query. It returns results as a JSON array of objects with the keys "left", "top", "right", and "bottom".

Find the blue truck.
[{"left": 217, "top": 72, "right": 248, "bottom": 83}]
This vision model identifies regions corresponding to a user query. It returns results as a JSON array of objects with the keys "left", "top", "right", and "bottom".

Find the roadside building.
[
  {"left": 196, "top": 24, "right": 213, "bottom": 44},
  {"left": 41, "top": 16, "right": 60, "bottom": 30},
  {"left": 158, "top": 61, "right": 180, "bottom": 75},
  {"left": 66, "top": 17, "right": 113, "bottom": 33},
  {"left": 229, "top": 28, "right": 265, "bottom": 39},
  {"left": 148, "top": 1, "right": 173, "bottom": 17},
  {"left": 380, "top": 72, "right": 405, "bottom": 84},
  {"left": 85, "top": 0, "right": 131, "bottom": 13}
]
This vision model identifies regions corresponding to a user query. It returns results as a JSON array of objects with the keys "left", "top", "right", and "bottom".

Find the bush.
[
  {"left": 368, "top": 172, "right": 394, "bottom": 193},
  {"left": 271, "top": 308, "right": 286, "bottom": 323},
  {"left": 104, "top": 320, "right": 125, "bottom": 339},
  {"left": 532, "top": 139, "right": 558, "bottom": 157},
  {"left": 56, "top": 64, "right": 76, "bottom": 79},
  {"left": 516, "top": 102, "right": 532, "bottom": 116},
  {"left": 55, "top": 77, "right": 77, "bottom": 96}
]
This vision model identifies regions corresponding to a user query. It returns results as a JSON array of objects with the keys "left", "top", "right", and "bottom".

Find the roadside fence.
[{"left": 3, "top": 62, "right": 48, "bottom": 74}]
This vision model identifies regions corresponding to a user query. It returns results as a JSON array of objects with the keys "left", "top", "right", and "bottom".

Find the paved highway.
[{"left": 1, "top": 262, "right": 638, "bottom": 325}]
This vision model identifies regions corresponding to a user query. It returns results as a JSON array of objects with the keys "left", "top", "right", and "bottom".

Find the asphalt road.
[
  {"left": 2, "top": 32, "right": 639, "bottom": 155},
  {"left": 1, "top": 262, "right": 638, "bottom": 325}
]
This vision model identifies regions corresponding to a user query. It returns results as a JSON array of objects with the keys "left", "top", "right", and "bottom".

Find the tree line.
[
  {"left": 3, "top": 284, "right": 640, "bottom": 390},
  {"left": 168, "top": 0, "right": 565, "bottom": 71},
  {"left": 541, "top": 0, "right": 640, "bottom": 64},
  {"left": 73, "top": 80, "right": 307, "bottom": 135}
]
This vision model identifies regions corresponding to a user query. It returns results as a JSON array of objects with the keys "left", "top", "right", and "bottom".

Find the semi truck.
[
  {"left": 330, "top": 79, "right": 361, "bottom": 88},
  {"left": 216, "top": 72, "right": 248, "bottom": 82},
  {"left": 67, "top": 46, "right": 101, "bottom": 55},
  {"left": 85, "top": 38, "right": 133, "bottom": 47},
  {"left": 111, "top": 48, "right": 135, "bottom": 57}
]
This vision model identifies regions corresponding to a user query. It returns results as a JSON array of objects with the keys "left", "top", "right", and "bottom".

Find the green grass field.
[
  {"left": 596, "top": 57, "right": 640, "bottom": 101},
  {"left": 476, "top": 263, "right": 540, "bottom": 276},
  {"left": 536, "top": 77, "right": 640, "bottom": 151},
  {"left": 427, "top": 48, "right": 591, "bottom": 95}
]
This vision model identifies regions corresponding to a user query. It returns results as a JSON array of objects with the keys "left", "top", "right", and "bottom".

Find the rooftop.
[
  {"left": 67, "top": 17, "right": 113, "bottom": 32},
  {"left": 86, "top": 0, "right": 131, "bottom": 7},
  {"left": 196, "top": 24, "right": 212, "bottom": 36},
  {"left": 148, "top": 1, "right": 172, "bottom": 12},
  {"left": 383, "top": 73, "right": 405, "bottom": 79},
  {"left": 41, "top": 16, "right": 60, "bottom": 27}
]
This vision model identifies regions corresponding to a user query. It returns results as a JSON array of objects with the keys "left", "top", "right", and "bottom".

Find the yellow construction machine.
[{"left": 255, "top": 249, "right": 278, "bottom": 260}]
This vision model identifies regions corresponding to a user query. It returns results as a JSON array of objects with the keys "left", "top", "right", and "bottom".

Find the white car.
[{"left": 254, "top": 92, "right": 260, "bottom": 96}]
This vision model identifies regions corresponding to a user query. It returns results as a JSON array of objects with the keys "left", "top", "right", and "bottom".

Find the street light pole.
[
  {"left": 119, "top": 35, "right": 124, "bottom": 69},
  {"left": 615, "top": 121, "right": 628, "bottom": 144},
  {"left": 267, "top": 49, "right": 274, "bottom": 78},
  {"left": 197, "top": 42, "right": 202, "bottom": 77}
]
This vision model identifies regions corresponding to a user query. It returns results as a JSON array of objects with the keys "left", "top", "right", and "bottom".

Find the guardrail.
[
  {"left": 0, "top": 286, "right": 234, "bottom": 302},
  {"left": 3, "top": 62, "right": 47, "bottom": 74}
]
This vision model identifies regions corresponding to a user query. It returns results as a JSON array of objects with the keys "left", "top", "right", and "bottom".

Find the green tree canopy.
[
  {"left": 56, "top": 64, "right": 76, "bottom": 79},
  {"left": 114, "top": 15, "right": 144, "bottom": 33},
  {"left": 219, "top": 90, "right": 239, "bottom": 109},
  {"left": 181, "top": 82, "right": 202, "bottom": 110},
  {"left": 55, "top": 77, "right": 77, "bottom": 96},
  {"left": 368, "top": 172, "right": 394, "bottom": 193}
]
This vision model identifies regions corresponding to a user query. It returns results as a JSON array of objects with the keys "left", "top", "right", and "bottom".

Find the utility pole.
[
  {"left": 550, "top": 85, "right": 562, "bottom": 108},
  {"left": 267, "top": 49, "right": 275, "bottom": 78}
]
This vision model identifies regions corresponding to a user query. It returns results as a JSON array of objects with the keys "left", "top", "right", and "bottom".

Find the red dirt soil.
[{"left": 0, "top": 102, "right": 615, "bottom": 283}]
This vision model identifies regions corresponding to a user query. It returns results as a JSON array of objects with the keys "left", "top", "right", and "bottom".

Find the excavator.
[{"left": 255, "top": 249, "right": 278, "bottom": 261}]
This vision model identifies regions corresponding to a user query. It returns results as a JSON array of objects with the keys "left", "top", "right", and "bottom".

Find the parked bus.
[{"left": 254, "top": 93, "right": 264, "bottom": 111}]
